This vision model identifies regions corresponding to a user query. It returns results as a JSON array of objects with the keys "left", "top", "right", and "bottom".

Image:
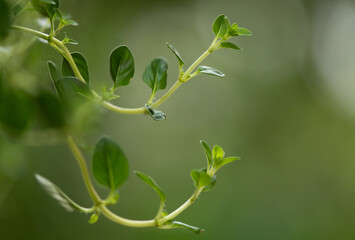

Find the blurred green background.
[{"left": 1, "top": 0, "right": 355, "bottom": 239}]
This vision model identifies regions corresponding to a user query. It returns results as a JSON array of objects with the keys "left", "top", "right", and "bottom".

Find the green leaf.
[
  {"left": 31, "top": 0, "right": 59, "bottom": 18},
  {"left": 88, "top": 213, "right": 99, "bottom": 224},
  {"left": 166, "top": 221, "right": 204, "bottom": 234},
  {"left": 0, "top": 0, "right": 11, "bottom": 41},
  {"left": 237, "top": 27, "right": 252, "bottom": 36},
  {"left": 0, "top": 84, "right": 34, "bottom": 134},
  {"left": 62, "top": 33, "right": 78, "bottom": 45},
  {"left": 143, "top": 58, "right": 168, "bottom": 92},
  {"left": 55, "top": 76, "right": 93, "bottom": 102},
  {"left": 35, "top": 173, "right": 87, "bottom": 212},
  {"left": 12, "top": 3, "right": 23, "bottom": 16},
  {"left": 47, "top": 61, "right": 61, "bottom": 85},
  {"left": 200, "top": 140, "right": 212, "bottom": 168},
  {"left": 212, "top": 145, "right": 225, "bottom": 163},
  {"left": 101, "top": 87, "right": 119, "bottom": 101},
  {"left": 145, "top": 104, "right": 166, "bottom": 121},
  {"left": 212, "top": 14, "right": 229, "bottom": 38},
  {"left": 228, "top": 23, "right": 239, "bottom": 36},
  {"left": 109, "top": 45, "right": 134, "bottom": 88},
  {"left": 62, "top": 19, "right": 78, "bottom": 26},
  {"left": 92, "top": 137, "right": 129, "bottom": 190},
  {"left": 166, "top": 42, "right": 184, "bottom": 67},
  {"left": 62, "top": 52, "right": 90, "bottom": 84},
  {"left": 191, "top": 169, "right": 211, "bottom": 188},
  {"left": 197, "top": 66, "right": 225, "bottom": 78},
  {"left": 38, "top": 0, "right": 56, "bottom": 4},
  {"left": 55, "top": 9, "right": 78, "bottom": 27},
  {"left": 36, "top": 90, "right": 65, "bottom": 128},
  {"left": 215, "top": 156, "right": 241, "bottom": 171},
  {"left": 220, "top": 42, "right": 241, "bottom": 50},
  {"left": 203, "top": 175, "right": 216, "bottom": 192},
  {"left": 134, "top": 171, "right": 166, "bottom": 204}
]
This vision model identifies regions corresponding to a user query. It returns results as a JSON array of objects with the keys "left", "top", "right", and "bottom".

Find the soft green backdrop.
[{"left": 1, "top": 0, "right": 355, "bottom": 239}]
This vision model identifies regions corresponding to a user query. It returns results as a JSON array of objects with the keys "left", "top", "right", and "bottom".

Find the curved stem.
[
  {"left": 67, "top": 136, "right": 205, "bottom": 228},
  {"left": 11, "top": 25, "right": 49, "bottom": 40},
  {"left": 67, "top": 136, "right": 102, "bottom": 204},
  {"left": 151, "top": 80, "right": 182, "bottom": 108},
  {"left": 10, "top": 24, "right": 218, "bottom": 115},
  {"left": 181, "top": 49, "right": 211, "bottom": 82},
  {"left": 51, "top": 37, "right": 86, "bottom": 83},
  {"left": 99, "top": 205, "right": 155, "bottom": 227},
  {"left": 100, "top": 101, "right": 146, "bottom": 114},
  {"left": 160, "top": 188, "right": 203, "bottom": 222}
]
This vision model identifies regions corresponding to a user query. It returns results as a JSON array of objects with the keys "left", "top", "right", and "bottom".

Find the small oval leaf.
[
  {"left": 63, "top": 33, "right": 78, "bottom": 45},
  {"left": 134, "top": 171, "right": 166, "bottom": 204},
  {"left": 191, "top": 169, "right": 211, "bottom": 188},
  {"left": 212, "top": 145, "right": 225, "bottom": 163},
  {"left": 197, "top": 66, "right": 225, "bottom": 78},
  {"left": 55, "top": 76, "right": 93, "bottom": 102},
  {"left": 62, "top": 52, "right": 90, "bottom": 84},
  {"left": 200, "top": 140, "right": 212, "bottom": 168},
  {"left": 143, "top": 58, "right": 168, "bottom": 91},
  {"left": 166, "top": 42, "right": 184, "bottom": 67},
  {"left": 109, "top": 45, "right": 134, "bottom": 88},
  {"left": 92, "top": 137, "right": 129, "bottom": 190},
  {"left": 237, "top": 27, "right": 252, "bottom": 36},
  {"left": 228, "top": 23, "right": 239, "bottom": 36},
  {"left": 220, "top": 42, "right": 241, "bottom": 50},
  {"left": 215, "top": 156, "right": 241, "bottom": 171},
  {"left": 212, "top": 14, "right": 229, "bottom": 38},
  {"left": 203, "top": 175, "right": 216, "bottom": 192}
]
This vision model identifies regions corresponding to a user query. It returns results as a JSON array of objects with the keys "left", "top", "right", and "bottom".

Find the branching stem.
[
  {"left": 10, "top": 24, "right": 219, "bottom": 115},
  {"left": 11, "top": 24, "right": 213, "bottom": 229},
  {"left": 67, "top": 136, "right": 205, "bottom": 228}
]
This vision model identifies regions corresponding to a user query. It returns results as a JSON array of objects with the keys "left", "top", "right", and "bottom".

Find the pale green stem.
[
  {"left": 151, "top": 80, "right": 182, "bottom": 108},
  {"left": 10, "top": 25, "right": 219, "bottom": 115},
  {"left": 67, "top": 136, "right": 205, "bottom": 228},
  {"left": 181, "top": 49, "right": 212, "bottom": 82},
  {"left": 147, "top": 84, "right": 157, "bottom": 105},
  {"left": 155, "top": 201, "right": 165, "bottom": 219},
  {"left": 98, "top": 205, "right": 155, "bottom": 227},
  {"left": 67, "top": 136, "right": 102, "bottom": 204},
  {"left": 160, "top": 188, "right": 203, "bottom": 223},
  {"left": 11, "top": 24, "right": 218, "bottom": 228}
]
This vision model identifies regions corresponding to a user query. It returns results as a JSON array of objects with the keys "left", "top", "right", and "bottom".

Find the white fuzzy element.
[{"left": 35, "top": 173, "right": 75, "bottom": 212}]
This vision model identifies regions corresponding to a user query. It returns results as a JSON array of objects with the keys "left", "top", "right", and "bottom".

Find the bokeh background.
[{"left": 1, "top": 0, "right": 355, "bottom": 239}]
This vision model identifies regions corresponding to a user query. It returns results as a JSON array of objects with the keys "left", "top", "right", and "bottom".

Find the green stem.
[
  {"left": 10, "top": 24, "right": 219, "bottom": 115},
  {"left": 67, "top": 136, "right": 102, "bottom": 204},
  {"left": 181, "top": 49, "right": 212, "bottom": 82},
  {"left": 151, "top": 80, "right": 182, "bottom": 108},
  {"left": 147, "top": 84, "right": 157, "bottom": 105},
  {"left": 160, "top": 188, "right": 203, "bottom": 223},
  {"left": 98, "top": 205, "right": 155, "bottom": 227}
]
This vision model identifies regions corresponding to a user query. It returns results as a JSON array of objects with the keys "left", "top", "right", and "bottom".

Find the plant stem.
[
  {"left": 181, "top": 49, "right": 212, "bottom": 82},
  {"left": 10, "top": 24, "right": 219, "bottom": 115},
  {"left": 67, "top": 136, "right": 205, "bottom": 228},
  {"left": 160, "top": 188, "right": 203, "bottom": 222},
  {"left": 67, "top": 136, "right": 102, "bottom": 204},
  {"left": 98, "top": 205, "right": 155, "bottom": 227},
  {"left": 151, "top": 80, "right": 182, "bottom": 108}
]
